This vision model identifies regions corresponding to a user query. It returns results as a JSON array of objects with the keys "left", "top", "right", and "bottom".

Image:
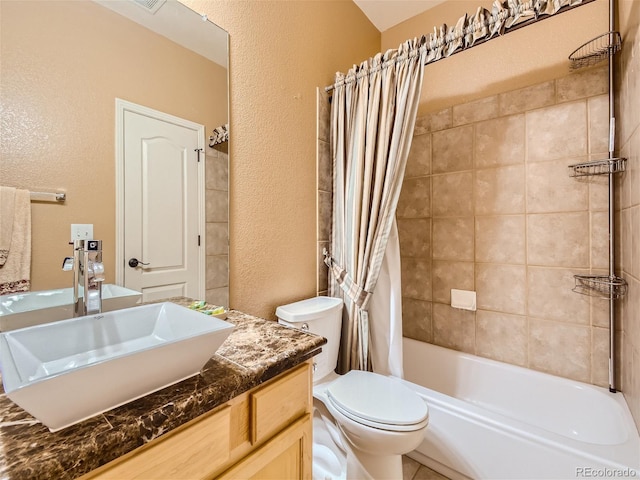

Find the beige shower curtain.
[{"left": 325, "top": 38, "right": 426, "bottom": 373}]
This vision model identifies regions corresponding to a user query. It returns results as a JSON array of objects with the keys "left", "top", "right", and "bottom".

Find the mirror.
[{"left": 0, "top": 0, "right": 229, "bottom": 307}]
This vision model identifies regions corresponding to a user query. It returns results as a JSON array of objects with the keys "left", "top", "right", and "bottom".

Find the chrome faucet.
[{"left": 62, "top": 240, "right": 105, "bottom": 316}]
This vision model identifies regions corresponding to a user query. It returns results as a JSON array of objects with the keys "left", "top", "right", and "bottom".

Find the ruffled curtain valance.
[
  {"left": 209, "top": 124, "right": 228, "bottom": 146},
  {"left": 423, "top": 0, "right": 590, "bottom": 64},
  {"left": 328, "top": 0, "right": 591, "bottom": 93}
]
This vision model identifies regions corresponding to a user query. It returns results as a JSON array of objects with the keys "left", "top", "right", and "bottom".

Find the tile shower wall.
[
  {"left": 399, "top": 66, "right": 612, "bottom": 386},
  {"left": 205, "top": 144, "right": 229, "bottom": 307},
  {"left": 617, "top": 8, "right": 640, "bottom": 429},
  {"left": 317, "top": 88, "right": 332, "bottom": 296}
]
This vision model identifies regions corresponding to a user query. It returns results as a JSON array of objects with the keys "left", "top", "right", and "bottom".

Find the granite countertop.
[{"left": 0, "top": 297, "right": 326, "bottom": 480}]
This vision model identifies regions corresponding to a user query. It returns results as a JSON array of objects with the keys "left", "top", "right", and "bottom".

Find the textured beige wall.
[
  {"left": 181, "top": 0, "right": 379, "bottom": 319},
  {"left": 382, "top": 0, "right": 608, "bottom": 113},
  {"left": 0, "top": 1, "right": 227, "bottom": 291}
]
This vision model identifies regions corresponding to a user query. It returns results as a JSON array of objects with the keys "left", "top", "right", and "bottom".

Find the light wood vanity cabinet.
[{"left": 81, "top": 362, "right": 312, "bottom": 480}]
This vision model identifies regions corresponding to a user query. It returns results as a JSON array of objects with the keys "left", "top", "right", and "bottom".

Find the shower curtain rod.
[{"left": 324, "top": 0, "right": 595, "bottom": 93}]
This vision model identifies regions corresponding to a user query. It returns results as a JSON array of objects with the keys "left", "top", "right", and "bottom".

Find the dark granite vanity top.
[{"left": 0, "top": 298, "right": 325, "bottom": 480}]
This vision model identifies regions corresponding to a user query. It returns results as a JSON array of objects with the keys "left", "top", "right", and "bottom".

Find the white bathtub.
[{"left": 400, "top": 337, "right": 640, "bottom": 480}]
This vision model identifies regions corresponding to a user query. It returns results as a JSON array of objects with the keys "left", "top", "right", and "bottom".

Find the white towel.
[
  {"left": 0, "top": 188, "right": 31, "bottom": 295},
  {"left": 0, "top": 186, "right": 16, "bottom": 266}
]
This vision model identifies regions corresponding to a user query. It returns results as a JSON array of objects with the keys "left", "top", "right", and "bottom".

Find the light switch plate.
[{"left": 71, "top": 224, "right": 93, "bottom": 241}]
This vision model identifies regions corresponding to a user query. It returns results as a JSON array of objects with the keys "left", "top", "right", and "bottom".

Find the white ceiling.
[
  {"left": 93, "top": 0, "right": 228, "bottom": 68},
  {"left": 353, "top": 0, "right": 447, "bottom": 32}
]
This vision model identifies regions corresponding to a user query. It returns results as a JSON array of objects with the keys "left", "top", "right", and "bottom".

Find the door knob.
[{"left": 128, "top": 258, "right": 150, "bottom": 268}]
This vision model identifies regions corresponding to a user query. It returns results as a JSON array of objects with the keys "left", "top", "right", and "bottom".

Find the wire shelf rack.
[
  {"left": 569, "top": 31, "right": 622, "bottom": 70},
  {"left": 568, "top": 158, "right": 626, "bottom": 177},
  {"left": 573, "top": 274, "right": 628, "bottom": 299}
]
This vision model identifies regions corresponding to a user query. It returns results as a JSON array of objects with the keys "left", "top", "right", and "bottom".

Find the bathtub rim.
[{"left": 400, "top": 337, "right": 640, "bottom": 471}]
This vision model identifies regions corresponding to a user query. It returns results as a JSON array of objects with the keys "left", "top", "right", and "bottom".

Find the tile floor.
[{"left": 403, "top": 456, "right": 451, "bottom": 480}]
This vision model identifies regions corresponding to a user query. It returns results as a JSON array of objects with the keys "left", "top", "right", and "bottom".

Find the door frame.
[{"left": 115, "top": 98, "right": 206, "bottom": 298}]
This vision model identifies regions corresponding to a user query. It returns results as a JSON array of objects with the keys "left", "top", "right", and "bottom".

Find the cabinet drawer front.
[
  {"left": 90, "top": 406, "right": 231, "bottom": 480},
  {"left": 251, "top": 363, "right": 310, "bottom": 444}
]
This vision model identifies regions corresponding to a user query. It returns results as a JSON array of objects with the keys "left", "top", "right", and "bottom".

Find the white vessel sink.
[
  {"left": 0, "top": 284, "right": 141, "bottom": 331},
  {"left": 0, "top": 302, "right": 234, "bottom": 431}
]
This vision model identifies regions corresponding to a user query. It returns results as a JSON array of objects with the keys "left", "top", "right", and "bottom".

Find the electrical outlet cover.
[{"left": 70, "top": 224, "right": 93, "bottom": 241}]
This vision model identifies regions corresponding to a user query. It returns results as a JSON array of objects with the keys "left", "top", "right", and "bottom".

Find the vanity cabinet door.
[
  {"left": 85, "top": 406, "right": 231, "bottom": 479},
  {"left": 251, "top": 362, "right": 311, "bottom": 445},
  {"left": 216, "top": 414, "right": 312, "bottom": 480}
]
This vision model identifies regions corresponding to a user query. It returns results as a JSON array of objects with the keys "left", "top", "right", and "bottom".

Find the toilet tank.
[{"left": 276, "top": 296, "right": 343, "bottom": 381}]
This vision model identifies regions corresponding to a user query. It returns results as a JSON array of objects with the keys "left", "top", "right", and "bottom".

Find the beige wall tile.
[
  {"left": 432, "top": 125, "right": 473, "bottom": 174},
  {"left": 475, "top": 215, "right": 525, "bottom": 264},
  {"left": 592, "top": 326, "right": 610, "bottom": 388},
  {"left": 475, "top": 165, "right": 525, "bottom": 215},
  {"left": 401, "top": 257, "right": 431, "bottom": 301},
  {"left": 206, "top": 153, "right": 228, "bottom": 191},
  {"left": 432, "top": 217, "right": 474, "bottom": 261},
  {"left": 432, "top": 172, "right": 473, "bottom": 217},
  {"left": 452, "top": 96, "right": 499, "bottom": 126},
  {"left": 626, "top": 277, "right": 640, "bottom": 351},
  {"left": 432, "top": 303, "right": 476, "bottom": 353},
  {"left": 476, "top": 310, "right": 528, "bottom": 366},
  {"left": 206, "top": 254, "right": 228, "bottom": 289},
  {"left": 406, "top": 133, "right": 431, "bottom": 178},
  {"left": 526, "top": 101, "right": 588, "bottom": 162},
  {"left": 527, "top": 266, "right": 590, "bottom": 324},
  {"left": 475, "top": 114, "right": 525, "bottom": 168},
  {"left": 398, "top": 177, "right": 431, "bottom": 218},
  {"left": 206, "top": 189, "right": 229, "bottom": 223},
  {"left": 413, "top": 115, "right": 430, "bottom": 136},
  {"left": 588, "top": 94, "right": 610, "bottom": 155},
  {"left": 206, "top": 222, "right": 229, "bottom": 256},
  {"left": 206, "top": 287, "right": 229, "bottom": 308},
  {"left": 429, "top": 108, "right": 453, "bottom": 132},
  {"left": 476, "top": 263, "right": 526, "bottom": 315},
  {"left": 589, "top": 173, "right": 610, "bottom": 211},
  {"left": 402, "top": 298, "right": 432, "bottom": 343},
  {"left": 317, "top": 88, "right": 331, "bottom": 143},
  {"left": 630, "top": 129, "right": 640, "bottom": 207},
  {"left": 621, "top": 208, "right": 633, "bottom": 274},
  {"left": 556, "top": 66, "right": 608, "bottom": 103},
  {"left": 398, "top": 218, "right": 431, "bottom": 257},
  {"left": 591, "top": 295, "right": 610, "bottom": 328},
  {"left": 499, "top": 81, "right": 555, "bottom": 116},
  {"left": 432, "top": 260, "right": 474, "bottom": 304},
  {"left": 619, "top": 142, "right": 631, "bottom": 210},
  {"left": 591, "top": 211, "right": 609, "bottom": 270},
  {"left": 318, "top": 139, "right": 332, "bottom": 192},
  {"left": 415, "top": 108, "right": 453, "bottom": 134},
  {"left": 529, "top": 317, "right": 591, "bottom": 383},
  {"left": 317, "top": 241, "right": 329, "bottom": 294},
  {"left": 526, "top": 159, "right": 589, "bottom": 213},
  {"left": 632, "top": 206, "right": 640, "bottom": 279},
  {"left": 527, "top": 212, "right": 590, "bottom": 268},
  {"left": 318, "top": 190, "right": 332, "bottom": 241}
]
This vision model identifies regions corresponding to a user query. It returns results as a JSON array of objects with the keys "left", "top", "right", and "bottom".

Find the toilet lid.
[{"left": 326, "top": 370, "right": 428, "bottom": 427}]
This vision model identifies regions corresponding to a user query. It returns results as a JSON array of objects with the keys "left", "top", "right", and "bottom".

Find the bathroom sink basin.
[
  {"left": 0, "top": 302, "right": 234, "bottom": 431},
  {"left": 0, "top": 284, "right": 142, "bottom": 331}
]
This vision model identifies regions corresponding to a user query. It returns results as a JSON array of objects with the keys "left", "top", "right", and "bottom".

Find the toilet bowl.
[{"left": 276, "top": 296, "right": 429, "bottom": 479}]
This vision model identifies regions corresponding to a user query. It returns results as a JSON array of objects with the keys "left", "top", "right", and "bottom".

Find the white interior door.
[{"left": 116, "top": 100, "right": 204, "bottom": 302}]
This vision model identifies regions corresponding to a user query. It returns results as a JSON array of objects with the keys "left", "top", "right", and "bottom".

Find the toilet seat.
[{"left": 326, "top": 370, "right": 428, "bottom": 432}]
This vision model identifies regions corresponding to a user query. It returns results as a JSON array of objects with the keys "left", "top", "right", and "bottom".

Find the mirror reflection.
[{"left": 0, "top": 0, "right": 229, "bottom": 311}]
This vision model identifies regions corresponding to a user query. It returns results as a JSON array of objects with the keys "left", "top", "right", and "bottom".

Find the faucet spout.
[{"left": 68, "top": 240, "right": 104, "bottom": 317}]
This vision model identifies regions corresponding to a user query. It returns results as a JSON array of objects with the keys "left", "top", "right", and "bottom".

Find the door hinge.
[
  {"left": 194, "top": 148, "right": 203, "bottom": 162},
  {"left": 198, "top": 234, "right": 201, "bottom": 246}
]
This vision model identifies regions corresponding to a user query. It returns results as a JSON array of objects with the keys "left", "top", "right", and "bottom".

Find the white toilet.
[{"left": 276, "top": 296, "right": 429, "bottom": 480}]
